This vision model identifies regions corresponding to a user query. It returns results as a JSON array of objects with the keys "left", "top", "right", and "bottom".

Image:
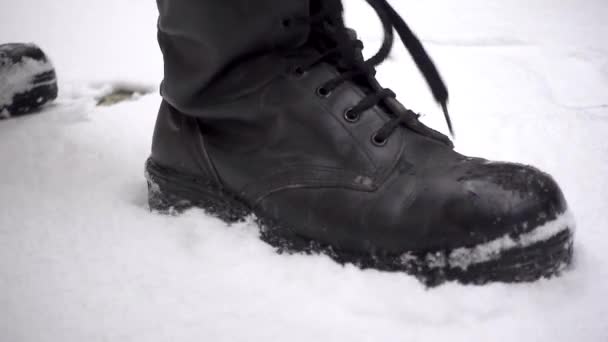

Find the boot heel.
[
  {"left": 146, "top": 179, "right": 194, "bottom": 214},
  {"left": 145, "top": 158, "right": 251, "bottom": 222}
]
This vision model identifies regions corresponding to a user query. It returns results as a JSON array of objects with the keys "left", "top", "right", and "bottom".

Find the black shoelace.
[{"left": 291, "top": 0, "right": 454, "bottom": 146}]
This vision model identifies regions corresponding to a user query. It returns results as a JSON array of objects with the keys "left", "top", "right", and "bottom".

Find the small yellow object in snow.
[{"left": 96, "top": 88, "right": 138, "bottom": 107}]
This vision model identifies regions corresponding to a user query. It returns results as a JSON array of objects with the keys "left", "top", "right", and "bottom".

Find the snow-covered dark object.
[{"left": 0, "top": 43, "right": 58, "bottom": 118}]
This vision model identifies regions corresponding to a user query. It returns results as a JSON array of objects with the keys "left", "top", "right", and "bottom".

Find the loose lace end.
[{"left": 441, "top": 102, "right": 455, "bottom": 138}]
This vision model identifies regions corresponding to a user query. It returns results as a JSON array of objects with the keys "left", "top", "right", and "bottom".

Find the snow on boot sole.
[
  {"left": 0, "top": 43, "right": 58, "bottom": 118},
  {"left": 145, "top": 158, "right": 574, "bottom": 286}
]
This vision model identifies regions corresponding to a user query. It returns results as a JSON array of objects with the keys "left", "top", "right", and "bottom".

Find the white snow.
[
  {"left": 0, "top": 54, "right": 55, "bottom": 109},
  {"left": 1, "top": 0, "right": 607, "bottom": 341},
  {"left": 0, "top": 108, "right": 10, "bottom": 119}
]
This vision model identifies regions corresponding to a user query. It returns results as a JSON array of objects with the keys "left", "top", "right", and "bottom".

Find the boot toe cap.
[
  {"left": 441, "top": 161, "right": 568, "bottom": 247},
  {"left": 375, "top": 160, "right": 569, "bottom": 253}
]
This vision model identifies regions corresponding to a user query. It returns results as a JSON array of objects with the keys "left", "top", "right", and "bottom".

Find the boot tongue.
[
  {"left": 310, "top": 0, "right": 342, "bottom": 16},
  {"left": 307, "top": 24, "right": 373, "bottom": 94},
  {"left": 307, "top": 0, "right": 347, "bottom": 59},
  {"left": 306, "top": 1, "right": 371, "bottom": 85}
]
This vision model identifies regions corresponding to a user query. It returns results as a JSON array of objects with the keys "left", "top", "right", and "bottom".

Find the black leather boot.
[
  {"left": 0, "top": 43, "right": 58, "bottom": 118},
  {"left": 147, "top": 0, "right": 574, "bottom": 285}
]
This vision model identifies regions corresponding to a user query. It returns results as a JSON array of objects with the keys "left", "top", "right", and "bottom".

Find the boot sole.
[{"left": 145, "top": 158, "right": 574, "bottom": 286}]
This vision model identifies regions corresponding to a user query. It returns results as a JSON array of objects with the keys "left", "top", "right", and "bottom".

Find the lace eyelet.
[
  {"left": 281, "top": 18, "right": 293, "bottom": 29},
  {"left": 371, "top": 133, "right": 388, "bottom": 146},
  {"left": 316, "top": 86, "right": 332, "bottom": 98},
  {"left": 343, "top": 107, "right": 360, "bottom": 123},
  {"left": 291, "top": 66, "right": 306, "bottom": 79}
]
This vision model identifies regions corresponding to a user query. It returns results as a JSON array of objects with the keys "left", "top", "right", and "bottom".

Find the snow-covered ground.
[{"left": 1, "top": 0, "right": 607, "bottom": 341}]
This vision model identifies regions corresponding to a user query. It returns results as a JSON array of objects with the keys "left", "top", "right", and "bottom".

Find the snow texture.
[
  {"left": 0, "top": 53, "right": 55, "bottom": 111},
  {"left": 1, "top": 0, "right": 607, "bottom": 341}
]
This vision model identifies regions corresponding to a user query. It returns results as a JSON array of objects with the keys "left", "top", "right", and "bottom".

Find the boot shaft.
[{"left": 156, "top": 0, "right": 312, "bottom": 115}]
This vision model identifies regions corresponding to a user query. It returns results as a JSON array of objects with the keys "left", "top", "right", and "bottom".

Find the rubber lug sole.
[{"left": 145, "top": 158, "right": 574, "bottom": 287}]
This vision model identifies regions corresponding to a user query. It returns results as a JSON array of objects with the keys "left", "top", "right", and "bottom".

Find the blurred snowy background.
[{"left": 0, "top": 0, "right": 607, "bottom": 341}]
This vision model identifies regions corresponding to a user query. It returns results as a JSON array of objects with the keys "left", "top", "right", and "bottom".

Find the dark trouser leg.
[{"left": 156, "top": 0, "right": 310, "bottom": 117}]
